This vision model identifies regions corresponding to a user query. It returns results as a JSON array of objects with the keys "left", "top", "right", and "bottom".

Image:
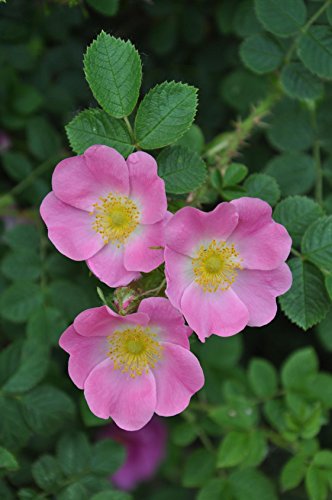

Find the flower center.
[
  {"left": 91, "top": 193, "right": 140, "bottom": 245},
  {"left": 192, "top": 239, "right": 242, "bottom": 293},
  {"left": 108, "top": 326, "right": 163, "bottom": 378}
]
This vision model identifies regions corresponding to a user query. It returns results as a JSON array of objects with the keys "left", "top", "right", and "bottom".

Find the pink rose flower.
[
  {"left": 164, "top": 197, "right": 292, "bottom": 341},
  {"left": 40, "top": 145, "right": 168, "bottom": 287},
  {"left": 59, "top": 297, "right": 204, "bottom": 430},
  {"left": 97, "top": 417, "right": 167, "bottom": 490}
]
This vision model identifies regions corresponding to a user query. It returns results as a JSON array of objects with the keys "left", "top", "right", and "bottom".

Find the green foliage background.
[{"left": 1, "top": 0, "right": 332, "bottom": 499}]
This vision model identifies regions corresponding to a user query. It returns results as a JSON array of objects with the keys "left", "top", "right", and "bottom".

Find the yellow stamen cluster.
[
  {"left": 108, "top": 326, "right": 163, "bottom": 378},
  {"left": 91, "top": 193, "right": 140, "bottom": 245},
  {"left": 192, "top": 239, "right": 242, "bottom": 293}
]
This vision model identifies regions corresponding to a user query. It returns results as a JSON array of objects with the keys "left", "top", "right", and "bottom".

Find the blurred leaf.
[
  {"left": 27, "top": 117, "right": 61, "bottom": 160},
  {"left": 255, "top": 0, "right": 306, "bottom": 37},
  {"left": 21, "top": 385, "right": 75, "bottom": 435},
  {"left": 91, "top": 492, "right": 132, "bottom": 500},
  {"left": 84, "top": 32, "right": 142, "bottom": 118},
  {"left": 1, "top": 249, "right": 41, "bottom": 282},
  {"left": 316, "top": 309, "right": 332, "bottom": 351},
  {"left": 174, "top": 124, "right": 205, "bottom": 153},
  {"left": 48, "top": 280, "right": 95, "bottom": 321},
  {"left": 32, "top": 455, "right": 64, "bottom": 492},
  {"left": 86, "top": 0, "right": 119, "bottom": 16},
  {"left": 0, "top": 446, "right": 19, "bottom": 471},
  {"left": 241, "top": 430, "right": 267, "bottom": 468},
  {"left": 210, "top": 398, "right": 258, "bottom": 431},
  {"left": 229, "top": 468, "right": 278, "bottom": 500},
  {"left": 265, "top": 152, "right": 315, "bottom": 196},
  {"left": 305, "top": 464, "right": 328, "bottom": 500},
  {"left": 57, "top": 432, "right": 91, "bottom": 476},
  {"left": 66, "top": 109, "right": 134, "bottom": 157},
  {"left": 223, "top": 163, "right": 248, "bottom": 187},
  {"left": 0, "top": 282, "right": 43, "bottom": 323},
  {"left": 58, "top": 482, "right": 88, "bottom": 500},
  {"left": 4, "top": 224, "right": 39, "bottom": 250},
  {"left": 0, "top": 340, "right": 22, "bottom": 387},
  {"left": 12, "top": 84, "right": 43, "bottom": 116},
  {"left": 221, "top": 69, "right": 269, "bottom": 112},
  {"left": 27, "top": 306, "right": 67, "bottom": 347},
  {"left": 91, "top": 439, "right": 125, "bottom": 475},
  {"left": 198, "top": 478, "right": 230, "bottom": 500},
  {"left": 274, "top": 196, "right": 323, "bottom": 247},
  {"left": 298, "top": 26, "right": 332, "bottom": 79},
  {"left": 244, "top": 173, "right": 280, "bottom": 206},
  {"left": 135, "top": 82, "right": 198, "bottom": 150},
  {"left": 313, "top": 450, "right": 332, "bottom": 469},
  {"left": 248, "top": 359, "right": 278, "bottom": 399},
  {"left": 281, "top": 63, "right": 323, "bottom": 101},
  {"left": 171, "top": 421, "right": 197, "bottom": 447},
  {"left": 281, "top": 347, "right": 318, "bottom": 391},
  {"left": 2, "top": 152, "right": 32, "bottom": 181},
  {"left": 3, "top": 330, "right": 49, "bottom": 393},
  {"left": 279, "top": 259, "right": 330, "bottom": 330},
  {"left": 217, "top": 431, "right": 250, "bottom": 468},
  {"left": 267, "top": 98, "right": 314, "bottom": 152},
  {"left": 157, "top": 146, "right": 207, "bottom": 194},
  {"left": 240, "top": 34, "right": 283, "bottom": 74},
  {"left": 302, "top": 216, "right": 332, "bottom": 273},
  {"left": 280, "top": 455, "right": 307, "bottom": 492},
  {"left": 182, "top": 449, "right": 215, "bottom": 487},
  {"left": 233, "top": 0, "right": 262, "bottom": 38},
  {"left": 0, "top": 396, "right": 30, "bottom": 450}
]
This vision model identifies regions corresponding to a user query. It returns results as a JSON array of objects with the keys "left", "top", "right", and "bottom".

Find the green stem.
[
  {"left": 123, "top": 116, "right": 138, "bottom": 148},
  {"left": 285, "top": 0, "right": 332, "bottom": 63}
]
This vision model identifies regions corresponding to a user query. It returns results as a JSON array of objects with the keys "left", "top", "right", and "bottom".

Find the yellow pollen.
[
  {"left": 192, "top": 239, "right": 243, "bottom": 293},
  {"left": 107, "top": 326, "right": 163, "bottom": 378},
  {"left": 91, "top": 193, "right": 140, "bottom": 245}
]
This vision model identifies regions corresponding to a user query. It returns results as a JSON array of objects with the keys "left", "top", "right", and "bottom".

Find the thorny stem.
[{"left": 203, "top": 90, "right": 280, "bottom": 167}]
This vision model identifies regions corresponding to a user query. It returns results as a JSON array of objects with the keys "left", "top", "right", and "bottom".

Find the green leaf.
[
  {"left": 274, "top": 196, "right": 324, "bottom": 247},
  {"left": 313, "top": 450, "right": 332, "bottom": 469},
  {"left": 0, "top": 447, "right": 19, "bottom": 471},
  {"left": 255, "top": 0, "right": 307, "bottom": 37},
  {"left": 84, "top": 32, "right": 142, "bottom": 118},
  {"left": 217, "top": 431, "right": 250, "bottom": 468},
  {"left": 223, "top": 163, "right": 248, "bottom": 187},
  {"left": 58, "top": 482, "right": 88, "bottom": 500},
  {"left": 27, "top": 117, "right": 61, "bottom": 160},
  {"left": 244, "top": 173, "right": 280, "bottom": 206},
  {"left": 279, "top": 258, "right": 331, "bottom": 330},
  {"left": 135, "top": 81, "right": 198, "bottom": 150},
  {"left": 267, "top": 98, "right": 314, "bottom": 152},
  {"left": 210, "top": 398, "right": 258, "bottom": 431},
  {"left": 57, "top": 432, "right": 91, "bottom": 476},
  {"left": 65, "top": 109, "right": 134, "bottom": 157},
  {"left": 298, "top": 26, "right": 332, "bottom": 80},
  {"left": 281, "top": 63, "right": 323, "bottom": 101},
  {"left": 241, "top": 430, "right": 267, "bottom": 468},
  {"left": 280, "top": 455, "right": 307, "bottom": 492},
  {"left": 32, "top": 455, "right": 64, "bottom": 492},
  {"left": 157, "top": 146, "right": 207, "bottom": 194},
  {"left": 27, "top": 307, "right": 67, "bottom": 347},
  {"left": 0, "top": 396, "right": 30, "bottom": 450},
  {"left": 2, "top": 152, "right": 32, "bottom": 181},
  {"left": 307, "top": 373, "right": 332, "bottom": 408},
  {"left": 302, "top": 216, "right": 332, "bottom": 273},
  {"left": 198, "top": 478, "right": 230, "bottom": 500},
  {"left": 174, "top": 124, "right": 205, "bottom": 153},
  {"left": 86, "top": 0, "right": 119, "bottom": 16},
  {"left": 325, "top": 275, "right": 332, "bottom": 301},
  {"left": 229, "top": 468, "right": 278, "bottom": 500},
  {"left": 234, "top": 0, "right": 262, "bottom": 38},
  {"left": 316, "top": 309, "right": 332, "bottom": 351},
  {"left": 171, "top": 421, "right": 197, "bottom": 447},
  {"left": 248, "top": 359, "right": 278, "bottom": 398},
  {"left": 281, "top": 347, "right": 318, "bottom": 391},
  {"left": 1, "top": 249, "right": 41, "bottom": 282},
  {"left": 0, "top": 282, "right": 43, "bottom": 323},
  {"left": 240, "top": 34, "right": 283, "bottom": 74},
  {"left": 182, "top": 449, "right": 215, "bottom": 487},
  {"left": 91, "top": 440, "right": 125, "bottom": 475},
  {"left": 21, "top": 385, "right": 75, "bottom": 435},
  {"left": 221, "top": 69, "right": 269, "bottom": 113},
  {"left": 91, "top": 492, "right": 132, "bottom": 500},
  {"left": 4, "top": 224, "right": 39, "bottom": 250},
  {"left": 305, "top": 464, "right": 328, "bottom": 500},
  {"left": 265, "top": 152, "right": 315, "bottom": 196},
  {"left": 3, "top": 331, "right": 49, "bottom": 394}
]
